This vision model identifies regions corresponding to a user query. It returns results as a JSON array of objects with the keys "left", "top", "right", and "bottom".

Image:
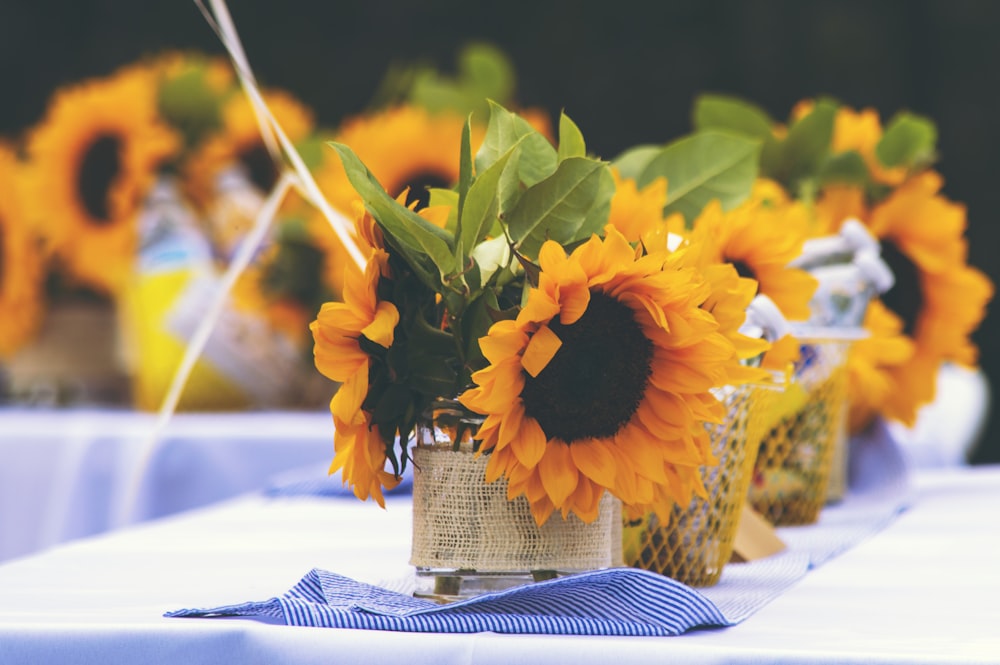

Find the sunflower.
[
  {"left": 0, "top": 145, "right": 45, "bottom": 358},
  {"left": 687, "top": 182, "right": 818, "bottom": 323},
  {"left": 310, "top": 212, "right": 401, "bottom": 506},
  {"left": 316, "top": 105, "right": 485, "bottom": 215},
  {"left": 606, "top": 171, "right": 772, "bottom": 381},
  {"left": 607, "top": 169, "right": 669, "bottom": 244},
  {"left": 23, "top": 67, "right": 180, "bottom": 295},
  {"left": 831, "top": 106, "right": 908, "bottom": 187},
  {"left": 459, "top": 227, "right": 739, "bottom": 525},
  {"left": 183, "top": 88, "right": 315, "bottom": 207},
  {"left": 845, "top": 300, "right": 915, "bottom": 431},
  {"left": 816, "top": 171, "right": 993, "bottom": 428}
]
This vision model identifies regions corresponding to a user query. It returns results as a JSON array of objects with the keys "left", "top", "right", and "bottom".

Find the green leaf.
[
  {"left": 557, "top": 112, "right": 586, "bottom": 161},
  {"left": 457, "top": 117, "right": 473, "bottom": 223},
  {"left": 876, "top": 112, "right": 937, "bottom": 169},
  {"left": 818, "top": 150, "right": 871, "bottom": 186},
  {"left": 460, "top": 289, "right": 502, "bottom": 375},
  {"left": 329, "top": 142, "right": 455, "bottom": 288},
  {"left": 576, "top": 165, "right": 615, "bottom": 242},
  {"left": 611, "top": 144, "right": 661, "bottom": 181},
  {"left": 461, "top": 142, "right": 521, "bottom": 257},
  {"left": 476, "top": 100, "right": 558, "bottom": 187},
  {"left": 406, "top": 313, "right": 460, "bottom": 398},
  {"left": 692, "top": 93, "right": 775, "bottom": 139},
  {"left": 459, "top": 43, "right": 515, "bottom": 104},
  {"left": 427, "top": 188, "right": 459, "bottom": 233},
  {"left": 505, "top": 157, "right": 609, "bottom": 257},
  {"left": 767, "top": 98, "right": 837, "bottom": 188},
  {"left": 637, "top": 131, "right": 761, "bottom": 223}
]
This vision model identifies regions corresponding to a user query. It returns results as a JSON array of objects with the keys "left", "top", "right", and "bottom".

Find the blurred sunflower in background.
[
  {"left": 0, "top": 145, "right": 44, "bottom": 358},
  {"left": 23, "top": 66, "right": 180, "bottom": 296},
  {"left": 183, "top": 87, "right": 316, "bottom": 207},
  {"left": 685, "top": 182, "right": 818, "bottom": 371},
  {"left": 815, "top": 109, "right": 993, "bottom": 430}
]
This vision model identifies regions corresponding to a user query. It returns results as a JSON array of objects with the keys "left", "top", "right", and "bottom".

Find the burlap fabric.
[{"left": 410, "top": 446, "right": 620, "bottom": 572}]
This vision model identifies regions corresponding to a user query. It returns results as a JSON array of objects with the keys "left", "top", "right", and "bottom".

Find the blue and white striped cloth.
[{"left": 168, "top": 422, "right": 911, "bottom": 635}]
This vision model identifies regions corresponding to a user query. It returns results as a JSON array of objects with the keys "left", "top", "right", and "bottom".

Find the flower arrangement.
[
  {"left": 690, "top": 94, "right": 994, "bottom": 433},
  {"left": 0, "top": 50, "right": 335, "bottom": 407},
  {"left": 311, "top": 102, "right": 782, "bottom": 524}
]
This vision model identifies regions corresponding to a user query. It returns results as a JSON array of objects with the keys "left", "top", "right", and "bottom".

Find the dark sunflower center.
[
  {"left": 77, "top": 134, "right": 122, "bottom": 224},
  {"left": 521, "top": 291, "right": 654, "bottom": 443},
  {"left": 878, "top": 239, "right": 922, "bottom": 337},
  {"left": 239, "top": 143, "right": 279, "bottom": 193},
  {"left": 728, "top": 257, "right": 758, "bottom": 284},
  {"left": 397, "top": 171, "right": 451, "bottom": 211}
]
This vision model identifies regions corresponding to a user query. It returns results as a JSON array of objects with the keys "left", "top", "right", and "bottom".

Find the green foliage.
[
  {"left": 557, "top": 112, "right": 587, "bottom": 161},
  {"left": 370, "top": 42, "right": 517, "bottom": 123},
  {"left": 876, "top": 112, "right": 937, "bottom": 170},
  {"left": 476, "top": 100, "right": 558, "bottom": 187},
  {"left": 690, "top": 93, "right": 940, "bottom": 203},
  {"left": 636, "top": 131, "right": 761, "bottom": 224},
  {"left": 505, "top": 157, "right": 613, "bottom": 257},
  {"left": 156, "top": 66, "right": 224, "bottom": 150},
  {"left": 610, "top": 145, "right": 661, "bottom": 181},
  {"left": 328, "top": 142, "right": 455, "bottom": 290}
]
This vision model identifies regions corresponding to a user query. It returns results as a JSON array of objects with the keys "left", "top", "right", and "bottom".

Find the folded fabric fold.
[{"left": 168, "top": 567, "right": 732, "bottom": 636}]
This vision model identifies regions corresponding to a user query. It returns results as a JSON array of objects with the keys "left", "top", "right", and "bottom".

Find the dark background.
[{"left": 1, "top": 0, "right": 997, "bottom": 462}]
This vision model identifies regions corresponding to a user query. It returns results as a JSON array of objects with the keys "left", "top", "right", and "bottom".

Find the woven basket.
[
  {"left": 747, "top": 341, "right": 851, "bottom": 526},
  {"left": 622, "top": 383, "right": 763, "bottom": 587}
]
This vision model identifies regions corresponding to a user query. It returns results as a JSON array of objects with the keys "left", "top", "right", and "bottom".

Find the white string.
[
  {"left": 112, "top": 172, "right": 295, "bottom": 528},
  {"left": 198, "top": 0, "right": 366, "bottom": 271},
  {"left": 113, "top": 0, "right": 372, "bottom": 527}
]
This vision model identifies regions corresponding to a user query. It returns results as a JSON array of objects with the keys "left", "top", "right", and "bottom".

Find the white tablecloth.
[
  {"left": 0, "top": 409, "right": 333, "bottom": 562},
  {"left": 0, "top": 465, "right": 997, "bottom": 664}
]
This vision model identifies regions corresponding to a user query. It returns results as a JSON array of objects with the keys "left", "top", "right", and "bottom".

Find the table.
[
  {"left": 0, "top": 409, "right": 333, "bottom": 562},
  {"left": 0, "top": 465, "right": 997, "bottom": 664},
  {"left": 0, "top": 363, "right": 986, "bottom": 563}
]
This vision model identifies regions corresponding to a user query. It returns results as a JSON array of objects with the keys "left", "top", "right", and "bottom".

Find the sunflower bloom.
[
  {"left": 460, "top": 227, "right": 738, "bottom": 525},
  {"left": 687, "top": 186, "right": 818, "bottom": 322},
  {"left": 23, "top": 67, "right": 180, "bottom": 295},
  {"left": 184, "top": 88, "right": 315, "bottom": 205},
  {"left": 0, "top": 145, "right": 45, "bottom": 357},
  {"left": 832, "top": 107, "right": 908, "bottom": 186},
  {"left": 310, "top": 227, "right": 402, "bottom": 506},
  {"left": 846, "top": 300, "right": 916, "bottom": 431},
  {"left": 815, "top": 171, "right": 993, "bottom": 429},
  {"left": 607, "top": 170, "right": 669, "bottom": 244}
]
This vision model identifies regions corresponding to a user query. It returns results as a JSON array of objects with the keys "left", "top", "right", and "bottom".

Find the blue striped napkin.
[{"left": 169, "top": 420, "right": 911, "bottom": 635}]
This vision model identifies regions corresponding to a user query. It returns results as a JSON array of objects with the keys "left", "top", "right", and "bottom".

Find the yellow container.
[
  {"left": 623, "top": 382, "right": 769, "bottom": 587},
  {"left": 746, "top": 340, "right": 851, "bottom": 526}
]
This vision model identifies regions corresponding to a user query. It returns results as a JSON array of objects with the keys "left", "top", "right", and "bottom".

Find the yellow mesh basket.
[
  {"left": 747, "top": 341, "right": 851, "bottom": 526},
  {"left": 623, "top": 383, "right": 768, "bottom": 587}
]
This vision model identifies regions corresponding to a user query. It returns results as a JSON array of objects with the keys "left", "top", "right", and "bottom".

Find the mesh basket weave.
[
  {"left": 622, "top": 384, "right": 760, "bottom": 587},
  {"left": 747, "top": 341, "right": 851, "bottom": 526}
]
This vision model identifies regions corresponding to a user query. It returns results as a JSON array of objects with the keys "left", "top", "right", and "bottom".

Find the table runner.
[{"left": 168, "top": 425, "right": 910, "bottom": 635}]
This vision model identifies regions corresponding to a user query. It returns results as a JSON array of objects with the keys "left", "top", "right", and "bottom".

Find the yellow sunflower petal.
[{"left": 521, "top": 325, "right": 563, "bottom": 377}]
